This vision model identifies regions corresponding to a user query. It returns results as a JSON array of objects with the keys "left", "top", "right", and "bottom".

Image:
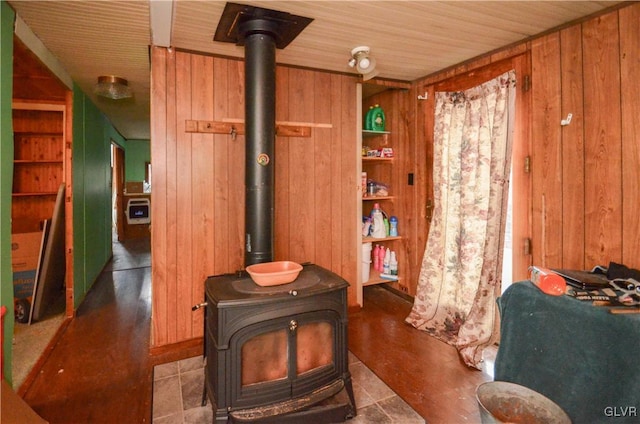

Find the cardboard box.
[
  {"left": 11, "top": 232, "right": 43, "bottom": 300},
  {"left": 11, "top": 232, "right": 41, "bottom": 271},
  {"left": 125, "top": 181, "right": 144, "bottom": 194}
]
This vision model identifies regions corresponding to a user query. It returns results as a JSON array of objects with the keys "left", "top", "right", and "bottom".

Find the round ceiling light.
[{"left": 94, "top": 75, "right": 133, "bottom": 100}]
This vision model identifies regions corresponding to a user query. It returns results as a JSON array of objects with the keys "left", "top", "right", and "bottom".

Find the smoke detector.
[{"left": 348, "top": 46, "right": 378, "bottom": 81}]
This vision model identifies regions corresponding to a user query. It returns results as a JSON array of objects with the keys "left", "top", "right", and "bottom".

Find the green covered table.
[{"left": 495, "top": 281, "right": 640, "bottom": 423}]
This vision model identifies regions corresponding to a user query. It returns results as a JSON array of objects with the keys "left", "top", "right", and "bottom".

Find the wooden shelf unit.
[
  {"left": 361, "top": 130, "right": 400, "bottom": 288},
  {"left": 12, "top": 104, "right": 65, "bottom": 233}
]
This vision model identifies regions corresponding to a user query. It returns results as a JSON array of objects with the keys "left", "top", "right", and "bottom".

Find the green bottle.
[
  {"left": 370, "top": 104, "right": 385, "bottom": 132},
  {"left": 364, "top": 106, "right": 374, "bottom": 130}
]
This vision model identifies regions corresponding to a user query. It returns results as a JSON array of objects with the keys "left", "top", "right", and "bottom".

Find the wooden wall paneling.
[
  {"left": 510, "top": 53, "right": 532, "bottom": 282},
  {"left": 212, "top": 57, "right": 230, "bottom": 276},
  {"left": 530, "top": 33, "right": 563, "bottom": 268},
  {"left": 227, "top": 59, "right": 245, "bottom": 273},
  {"left": 151, "top": 46, "right": 168, "bottom": 347},
  {"left": 559, "top": 25, "right": 586, "bottom": 270},
  {"left": 64, "top": 91, "right": 74, "bottom": 318},
  {"left": 619, "top": 4, "right": 640, "bottom": 270},
  {"left": 375, "top": 89, "right": 407, "bottom": 293},
  {"left": 175, "top": 52, "right": 195, "bottom": 343},
  {"left": 582, "top": 13, "right": 622, "bottom": 266},
  {"left": 287, "top": 68, "right": 316, "bottom": 263},
  {"left": 14, "top": 134, "right": 63, "bottom": 161},
  {"left": 330, "top": 74, "right": 346, "bottom": 283},
  {"left": 12, "top": 109, "right": 63, "bottom": 133},
  {"left": 274, "top": 67, "right": 290, "bottom": 262},
  {"left": 340, "top": 76, "right": 358, "bottom": 306},
  {"left": 11, "top": 197, "right": 52, "bottom": 232},
  {"left": 395, "top": 87, "right": 414, "bottom": 294},
  {"left": 190, "top": 54, "right": 215, "bottom": 339},
  {"left": 313, "top": 71, "right": 333, "bottom": 270},
  {"left": 414, "top": 84, "right": 435, "bottom": 296},
  {"left": 12, "top": 163, "right": 61, "bottom": 193},
  {"left": 167, "top": 50, "right": 183, "bottom": 343}
]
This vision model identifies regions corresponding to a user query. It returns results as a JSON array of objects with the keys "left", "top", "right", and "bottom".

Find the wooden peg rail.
[{"left": 185, "top": 119, "right": 332, "bottom": 138}]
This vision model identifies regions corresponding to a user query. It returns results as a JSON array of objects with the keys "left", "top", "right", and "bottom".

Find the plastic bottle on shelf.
[
  {"left": 377, "top": 244, "right": 385, "bottom": 272},
  {"left": 383, "top": 248, "right": 391, "bottom": 275},
  {"left": 370, "top": 203, "right": 386, "bottom": 238},
  {"left": 365, "top": 105, "right": 374, "bottom": 130},
  {"left": 390, "top": 251, "right": 398, "bottom": 276},
  {"left": 372, "top": 244, "right": 380, "bottom": 271},
  {"left": 389, "top": 216, "right": 398, "bottom": 237},
  {"left": 362, "top": 217, "right": 371, "bottom": 237},
  {"left": 370, "top": 104, "right": 386, "bottom": 132},
  {"left": 361, "top": 172, "right": 367, "bottom": 196},
  {"left": 384, "top": 217, "right": 390, "bottom": 237}
]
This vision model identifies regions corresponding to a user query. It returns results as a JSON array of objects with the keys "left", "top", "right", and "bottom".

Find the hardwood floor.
[
  {"left": 21, "top": 239, "right": 490, "bottom": 423},
  {"left": 349, "top": 286, "right": 492, "bottom": 423}
]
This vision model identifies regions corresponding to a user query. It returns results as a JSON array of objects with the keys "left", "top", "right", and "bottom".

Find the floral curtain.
[{"left": 406, "top": 71, "right": 516, "bottom": 369}]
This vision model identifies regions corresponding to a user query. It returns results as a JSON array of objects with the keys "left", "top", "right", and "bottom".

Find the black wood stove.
[
  {"left": 204, "top": 264, "right": 356, "bottom": 423},
  {"left": 202, "top": 4, "right": 355, "bottom": 422}
]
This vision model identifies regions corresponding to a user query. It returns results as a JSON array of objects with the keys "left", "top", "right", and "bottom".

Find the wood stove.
[
  {"left": 204, "top": 264, "right": 356, "bottom": 423},
  {"left": 202, "top": 4, "right": 355, "bottom": 422}
]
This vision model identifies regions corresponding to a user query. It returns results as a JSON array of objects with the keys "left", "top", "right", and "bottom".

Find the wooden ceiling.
[
  {"left": 9, "top": 1, "right": 624, "bottom": 139},
  {"left": 13, "top": 37, "right": 68, "bottom": 103}
]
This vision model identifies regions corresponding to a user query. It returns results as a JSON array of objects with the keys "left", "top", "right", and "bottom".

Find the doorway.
[
  {"left": 11, "top": 37, "right": 73, "bottom": 391},
  {"left": 111, "top": 143, "right": 125, "bottom": 241}
]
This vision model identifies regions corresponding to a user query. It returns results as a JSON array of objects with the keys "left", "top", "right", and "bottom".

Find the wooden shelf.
[
  {"left": 363, "top": 273, "right": 400, "bottom": 286},
  {"left": 14, "top": 160, "right": 63, "bottom": 164},
  {"left": 362, "top": 195, "right": 394, "bottom": 201},
  {"left": 362, "top": 156, "right": 393, "bottom": 162},
  {"left": 362, "top": 130, "right": 390, "bottom": 136},
  {"left": 12, "top": 192, "right": 59, "bottom": 197},
  {"left": 14, "top": 131, "right": 63, "bottom": 136},
  {"left": 362, "top": 236, "right": 401, "bottom": 244}
]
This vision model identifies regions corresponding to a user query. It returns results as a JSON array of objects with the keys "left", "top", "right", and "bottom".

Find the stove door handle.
[{"left": 192, "top": 302, "right": 208, "bottom": 311}]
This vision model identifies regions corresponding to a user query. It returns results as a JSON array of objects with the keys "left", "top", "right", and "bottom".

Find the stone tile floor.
[{"left": 152, "top": 352, "right": 425, "bottom": 423}]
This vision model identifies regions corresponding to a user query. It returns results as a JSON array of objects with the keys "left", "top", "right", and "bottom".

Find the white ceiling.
[{"left": 9, "top": 1, "right": 622, "bottom": 140}]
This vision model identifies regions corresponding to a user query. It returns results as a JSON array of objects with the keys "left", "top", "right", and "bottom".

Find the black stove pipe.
[{"left": 240, "top": 19, "right": 277, "bottom": 266}]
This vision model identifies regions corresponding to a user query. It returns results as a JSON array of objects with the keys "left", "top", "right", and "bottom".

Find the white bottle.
[
  {"left": 371, "top": 203, "right": 386, "bottom": 239},
  {"left": 383, "top": 248, "right": 391, "bottom": 275},
  {"left": 390, "top": 251, "right": 398, "bottom": 276}
]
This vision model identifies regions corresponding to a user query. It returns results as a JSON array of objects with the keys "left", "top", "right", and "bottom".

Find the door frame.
[{"left": 111, "top": 142, "right": 125, "bottom": 242}]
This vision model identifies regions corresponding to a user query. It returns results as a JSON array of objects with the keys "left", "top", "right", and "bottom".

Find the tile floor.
[{"left": 152, "top": 352, "right": 425, "bottom": 424}]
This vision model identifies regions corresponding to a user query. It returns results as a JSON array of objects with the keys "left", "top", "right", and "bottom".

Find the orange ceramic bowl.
[{"left": 246, "top": 261, "right": 303, "bottom": 286}]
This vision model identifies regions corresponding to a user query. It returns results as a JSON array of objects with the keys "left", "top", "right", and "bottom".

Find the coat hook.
[
  {"left": 561, "top": 113, "right": 573, "bottom": 126},
  {"left": 230, "top": 126, "right": 237, "bottom": 140},
  {"left": 417, "top": 92, "right": 428, "bottom": 100}
]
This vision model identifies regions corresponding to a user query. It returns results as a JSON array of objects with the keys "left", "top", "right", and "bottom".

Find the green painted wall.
[
  {"left": 0, "top": 1, "right": 15, "bottom": 383},
  {"left": 1, "top": 5, "right": 135, "bottom": 382},
  {"left": 72, "top": 87, "right": 125, "bottom": 307},
  {"left": 124, "top": 139, "right": 150, "bottom": 183}
]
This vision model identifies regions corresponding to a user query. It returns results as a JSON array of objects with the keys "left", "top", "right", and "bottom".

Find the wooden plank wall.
[
  {"left": 531, "top": 5, "right": 639, "bottom": 271},
  {"left": 412, "top": 3, "right": 640, "bottom": 284},
  {"left": 150, "top": 48, "right": 359, "bottom": 347},
  {"left": 410, "top": 3, "right": 640, "bottom": 286}
]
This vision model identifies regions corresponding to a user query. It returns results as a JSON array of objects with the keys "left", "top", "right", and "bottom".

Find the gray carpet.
[{"left": 152, "top": 352, "right": 424, "bottom": 424}]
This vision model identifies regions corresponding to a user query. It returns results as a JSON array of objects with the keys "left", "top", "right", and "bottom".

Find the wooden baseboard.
[{"left": 149, "top": 338, "right": 203, "bottom": 367}]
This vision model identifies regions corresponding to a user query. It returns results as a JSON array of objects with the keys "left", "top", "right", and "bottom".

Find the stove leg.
[{"left": 343, "top": 373, "right": 357, "bottom": 418}]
